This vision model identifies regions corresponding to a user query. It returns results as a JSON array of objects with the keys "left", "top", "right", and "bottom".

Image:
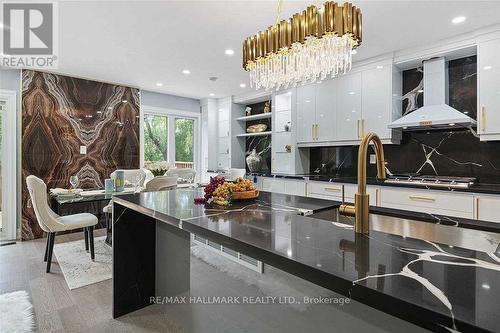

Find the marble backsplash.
[
  {"left": 310, "top": 55, "right": 500, "bottom": 184},
  {"left": 310, "top": 129, "right": 500, "bottom": 184}
]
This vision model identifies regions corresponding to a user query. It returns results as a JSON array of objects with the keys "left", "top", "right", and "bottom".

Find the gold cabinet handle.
[
  {"left": 311, "top": 124, "right": 315, "bottom": 141},
  {"left": 361, "top": 119, "right": 365, "bottom": 136},
  {"left": 481, "top": 106, "right": 486, "bottom": 133},
  {"left": 357, "top": 119, "right": 360, "bottom": 138},
  {"left": 316, "top": 124, "right": 319, "bottom": 140},
  {"left": 324, "top": 187, "right": 341, "bottom": 192},
  {"left": 409, "top": 195, "right": 436, "bottom": 202},
  {"left": 474, "top": 197, "right": 479, "bottom": 220}
]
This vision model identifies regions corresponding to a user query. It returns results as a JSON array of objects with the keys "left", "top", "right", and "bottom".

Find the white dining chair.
[
  {"left": 111, "top": 169, "right": 147, "bottom": 187},
  {"left": 26, "top": 175, "right": 98, "bottom": 273},
  {"left": 165, "top": 168, "right": 196, "bottom": 184},
  {"left": 145, "top": 176, "right": 178, "bottom": 191}
]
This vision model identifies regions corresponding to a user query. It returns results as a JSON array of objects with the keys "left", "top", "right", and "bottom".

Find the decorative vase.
[
  {"left": 246, "top": 149, "right": 263, "bottom": 173},
  {"left": 263, "top": 101, "right": 271, "bottom": 113}
]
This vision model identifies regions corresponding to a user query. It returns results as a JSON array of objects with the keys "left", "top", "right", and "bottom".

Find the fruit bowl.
[{"left": 231, "top": 189, "right": 259, "bottom": 201}]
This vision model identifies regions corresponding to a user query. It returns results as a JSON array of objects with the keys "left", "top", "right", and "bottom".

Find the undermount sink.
[{"left": 309, "top": 208, "right": 500, "bottom": 254}]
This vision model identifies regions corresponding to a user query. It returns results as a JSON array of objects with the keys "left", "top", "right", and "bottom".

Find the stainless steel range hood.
[{"left": 388, "top": 57, "right": 476, "bottom": 130}]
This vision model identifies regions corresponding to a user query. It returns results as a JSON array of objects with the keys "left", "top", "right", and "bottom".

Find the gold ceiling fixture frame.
[{"left": 243, "top": 1, "right": 362, "bottom": 90}]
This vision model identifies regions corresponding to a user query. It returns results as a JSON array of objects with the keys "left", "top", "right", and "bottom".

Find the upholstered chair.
[
  {"left": 26, "top": 175, "right": 98, "bottom": 273},
  {"left": 145, "top": 176, "right": 178, "bottom": 192}
]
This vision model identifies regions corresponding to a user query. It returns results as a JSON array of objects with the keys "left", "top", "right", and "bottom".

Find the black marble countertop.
[
  {"left": 247, "top": 173, "right": 500, "bottom": 195},
  {"left": 114, "top": 189, "right": 500, "bottom": 333}
]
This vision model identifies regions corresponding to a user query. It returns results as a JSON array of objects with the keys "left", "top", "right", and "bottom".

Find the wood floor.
[{"left": 0, "top": 230, "right": 426, "bottom": 333}]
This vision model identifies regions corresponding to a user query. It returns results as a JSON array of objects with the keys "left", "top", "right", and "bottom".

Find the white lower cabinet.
[
  {"left": 260, "top": 178, "right": 499, "bottom": 222},
  {"left": 474, "top": 195, "right": 500, "bottom": 222},
  {"left": 306, "top": 182, "right": 378, "bottom": 206},
  {"left": 379, "top": 188, "right": 474, "bottom": 219},
  {"left": 262, "top": 178, "right": 306, "bottom": 196}
]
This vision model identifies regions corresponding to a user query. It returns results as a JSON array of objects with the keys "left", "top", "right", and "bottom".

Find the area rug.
[
  {"left": 0, "top": 290, "right": 35, "bottom": 332},
  {"left": 53, "top": 236, "right": 112, "bottom": 289},
  {"left": 190, "top": 243, "right": 335, "bottom": 311}
]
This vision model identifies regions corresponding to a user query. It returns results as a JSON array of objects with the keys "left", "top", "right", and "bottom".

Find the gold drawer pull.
[
  {"left": 481, "top": 106, "right": 486, "bottom": 132},
  {"left": 324, "top": 187, "right": 341, "bottom": 192},
  {"left": 409, "top": 195, "right": 436, "bottom": 202}
]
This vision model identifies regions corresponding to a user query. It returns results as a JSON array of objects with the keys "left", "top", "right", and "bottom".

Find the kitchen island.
[{"left": 112, "top": 189, "right": 500, "bottom": 332}]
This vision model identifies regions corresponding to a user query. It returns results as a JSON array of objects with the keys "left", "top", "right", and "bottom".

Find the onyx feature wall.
[
  {"left": 310, "top": 56, "right": 500, "bottom": 184},
  {"left": 245, "top": 101, "right": 271, "bottom": 173},
  {"left": 22, "top": 70, "right": 140, "bottom": 240}
]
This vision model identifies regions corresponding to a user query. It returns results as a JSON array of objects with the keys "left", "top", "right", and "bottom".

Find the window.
[
  {"left": 142, "top": 111, "right": 198, "bottom": 173},
  {"left": 174, "top": 118, "right": 194, "bottom": 169},
  {"left": 144, "top": 114, "right": 168, "bottom": 163}
]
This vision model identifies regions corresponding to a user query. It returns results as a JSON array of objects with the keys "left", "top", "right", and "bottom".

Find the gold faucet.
[{"left": 339, "top": 132, "right": 386, "bottom": 234}]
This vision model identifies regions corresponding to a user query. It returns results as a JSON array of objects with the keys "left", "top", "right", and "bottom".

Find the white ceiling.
[{"left": 55, "top": 0, "right": 500, "bottom": 99}]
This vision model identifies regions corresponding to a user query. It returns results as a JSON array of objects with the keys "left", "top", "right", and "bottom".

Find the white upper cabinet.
[
  {"left": 362, "top": 66, "right": 393, "bottom": 139},
  {"left": 315, "top": 79, "right": 337, "bottom": 142},
  {"left": 295, "top": 59, "right": 401, "bottom": 147},
  {"left": 478, "top": 37, "right": 500, "bottom": 141},
  {"left": 336, "top": 72, "right": 362, "bottom": 141},
  {"left": 296, "top": 85, "right": 316, "bottom": 143}
]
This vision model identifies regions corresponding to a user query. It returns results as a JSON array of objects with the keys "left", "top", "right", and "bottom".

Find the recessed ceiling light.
[
  {"left": 239, "top": 83, "right": 247, "bottom": 88},
  {"left": 182, "top": 69, "right": 191, "bottom": 75},
  {"left": 348, "top": 91, "right": 355, "bottom": 95},
  {"left": 376, "top": 65, "right": 383, "bottom": 69},
  {"left": 225, "top": 49, "right": 235, "bottom": 56},
  {"left": 483, "top": 66, "right": 492, "bottom": 70},
  {"left": 156, "top": 82, "right": 163, "bottom": 87},
  {"left": 209, "top": 93, "right": 215, "bottom": 97},
  {"left": 352, "top": 49, "right": 357, "bottom": 55},
  {"left": 452, "top": 16, "right": 466, "bottom": 24}
]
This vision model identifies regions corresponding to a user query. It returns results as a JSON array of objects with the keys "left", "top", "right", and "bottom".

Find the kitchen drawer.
[
  {"left": 307, "top": 182, "right": 378, "bottom": 205},
  {"left": 380, "top": 188, "right": 473, "bottom": 218},
  {"left": 307, "top": 182, "right": 343, "bottom": 200},
  {"left": 262, "top": 178, "right": 286, "bottom": 194},
  {"left": 474, "top": 195, "right": 500, "bottom": 223},
  {"left": 262, "top": 178, "right": 306, "bottom": 196}
]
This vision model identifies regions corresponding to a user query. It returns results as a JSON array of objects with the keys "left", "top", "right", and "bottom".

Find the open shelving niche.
[
  {"left": 233, "top": 98, "right": 273, "bottom": 174},
  {"left": 271, "top": 88, "right": 309, "bottom": 175}
]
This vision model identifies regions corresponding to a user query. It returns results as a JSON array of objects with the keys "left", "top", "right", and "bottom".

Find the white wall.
[{"left": 141, "top": 90, "right": 200, "bottom": 113}]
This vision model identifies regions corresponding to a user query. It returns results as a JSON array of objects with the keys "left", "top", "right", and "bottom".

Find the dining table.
[
  {"left": 50, "top": 187, "right": 138, "bottom": 245},
  {"left": 50, "top": 183, "right": 198, "bottom": 245}
]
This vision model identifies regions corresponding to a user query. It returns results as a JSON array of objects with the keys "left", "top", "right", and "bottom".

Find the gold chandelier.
[{"left": 242, "top": 1, "right": 362, "bottom": 90}]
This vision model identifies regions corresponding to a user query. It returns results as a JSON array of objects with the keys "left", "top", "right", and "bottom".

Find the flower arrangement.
[{"left": 144, "top": 161, "right": 170, "bottom": 177}]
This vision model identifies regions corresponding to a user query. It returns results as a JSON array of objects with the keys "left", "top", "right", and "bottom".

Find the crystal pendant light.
[{"left": 243, "top": 1, "right": 362, "bottom": 90}]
